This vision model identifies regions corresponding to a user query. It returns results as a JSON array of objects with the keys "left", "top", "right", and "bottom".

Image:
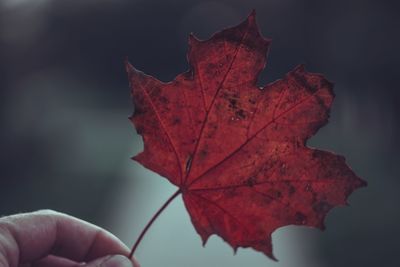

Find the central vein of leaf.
[{"left": 182, "top": 24, "right": 251, "bottom": 186}]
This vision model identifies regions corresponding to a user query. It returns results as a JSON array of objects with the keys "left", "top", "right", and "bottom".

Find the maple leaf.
[{"left": 126, "top": 11, "right": 366, "bottom": 260}]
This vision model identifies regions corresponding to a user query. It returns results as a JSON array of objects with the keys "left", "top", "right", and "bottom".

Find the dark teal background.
[{"left": 1, "top": 1, "right": 398, "bottom": 266}]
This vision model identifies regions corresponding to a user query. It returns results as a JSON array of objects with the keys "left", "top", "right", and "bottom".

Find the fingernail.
[{"left": 101, "top": 255, "right": 133, "bottom": 267}]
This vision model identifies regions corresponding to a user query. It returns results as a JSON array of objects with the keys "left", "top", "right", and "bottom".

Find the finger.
[
  {"left": 33, "top": 254, "right": 137, "bottom": 267},
  {"left": 0, "top": 210, "right": 139, "bottom": 266},
  {"left": 32, "top": 255, "right": 78, "bottom": 267},
  {"left": 84, "top": 255, "right": 133, "bottom": 267}
]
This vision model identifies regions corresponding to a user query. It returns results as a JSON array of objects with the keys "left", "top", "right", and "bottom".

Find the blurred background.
[{"left": 0, "top": 0, "right": 399, "bottom": 266}]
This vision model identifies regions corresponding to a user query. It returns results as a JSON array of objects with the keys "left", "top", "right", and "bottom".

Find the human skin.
[{"left": 0, "top": 210, "right": 140, "bottom": 267}]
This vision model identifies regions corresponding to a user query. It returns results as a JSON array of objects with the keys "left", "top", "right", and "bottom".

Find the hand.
[{"left": 0, "top": 210, "right": 140, "bottom": 267}]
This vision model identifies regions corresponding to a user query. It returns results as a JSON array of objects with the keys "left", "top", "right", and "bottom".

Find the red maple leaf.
[{"left": 126, "top": 11, "right": 366, "bottom": 260}]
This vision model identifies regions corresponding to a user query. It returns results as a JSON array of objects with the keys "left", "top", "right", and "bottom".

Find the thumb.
[{"left": 83, "top": 255, "right": 134, "bottom": 267}]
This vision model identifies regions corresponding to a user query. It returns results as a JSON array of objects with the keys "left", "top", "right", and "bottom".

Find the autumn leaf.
[{"left": 126, "top": 10, "right": 366, "bottom": 260}]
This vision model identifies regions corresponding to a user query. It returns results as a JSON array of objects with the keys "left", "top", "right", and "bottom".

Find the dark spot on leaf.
[
  {"left": 287, "top": 183, "right": 296, "bottom": 195},
  {"left": 244, "top": 176, "right": 257, "bottom": 187},
  {"left": 235, "top": 109, "right": 246, "bottom": 119},
  {"left": 313, "top": 201, "right": 332, "bottom": 213},
  {"left": 134, "top": 106, "right": 146, "bottom": 115},
  {"left": 228, "top": 98, "right": 238, "bottom": 109},
  {"left": 273, "top": 191, "right": 282, "bottom": 198},
  {"left": 159, "top": 96, "right": 169, "bottom": 104},
  {"left": 248, "top": 98, "right": 257, "bottom": 104},
  {"left": 136, "top": 127, "right": 144, "bottom": 134},
  {"left": 199, "top": 149, "right": 208, "bottom": 159},
  {"left": 295, "top": 212, "right": 307, "bottom": 224},
  {"left": 172, "top": 117, "right": 181, "bottom": 125}
]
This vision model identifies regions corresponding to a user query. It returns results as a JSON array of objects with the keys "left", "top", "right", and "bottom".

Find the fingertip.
[
  {"left": 80, "top": 228, "right": 131, "bottom": 261},
  {"left": 0, "top": 210, "right": 132, "bottom": 264},
  {"left": 84, "top": 255, "right": 133, "bottom": 267},
  {"left": 132, "top": 256, "right": 141, "bottom": 267}
]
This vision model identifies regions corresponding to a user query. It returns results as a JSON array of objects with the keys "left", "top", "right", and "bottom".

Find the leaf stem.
[{"left": 129, "top": 189, "right": 182, "bottom": 258}]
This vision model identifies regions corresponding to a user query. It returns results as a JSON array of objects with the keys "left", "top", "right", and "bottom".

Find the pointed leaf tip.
[
  {"left": 125, "top": 60, "right": 135, "bottom": 73},
  {"left": 248, "top": 9, "right": 257, "bottom": 21}
]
